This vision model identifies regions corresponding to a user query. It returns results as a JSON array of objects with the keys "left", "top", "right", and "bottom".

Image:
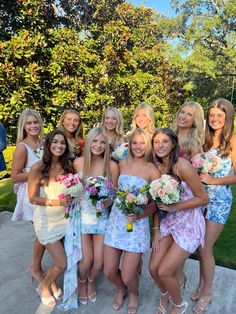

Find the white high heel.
[{"left": 172, "top": 300, "right": 188, "bottom": 314}]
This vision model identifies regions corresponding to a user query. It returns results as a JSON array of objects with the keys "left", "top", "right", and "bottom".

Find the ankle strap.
[
  {"left": 160, "top": 290, "right": 169, "bottom": 296},
  {"left": 79, "top": 278, "right": 87, "bottom": 283}
]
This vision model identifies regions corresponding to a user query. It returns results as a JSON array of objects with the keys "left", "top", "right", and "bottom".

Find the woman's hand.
[
  {"left": 59, "top": 195, "right": 72, "bottom": 207},
  {"left": 152, "top": 231, "right": 161, "bottom": 253},
  {"left": 200, "top": 173, "right": 214, "bottom": 184},
  {"left": 157, "top": 203, "right": 172, "bottom": 212},
  {"left": 127, "top": 213, "right": 139, "bottom": 223}
]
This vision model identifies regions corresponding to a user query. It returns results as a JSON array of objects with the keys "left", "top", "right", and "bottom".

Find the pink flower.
[
  {"left": 157, "top": 189, "right": 165, "bottom": 197},
  {"left": 126, "top": 193, "right": 136, "bottom": 203}
]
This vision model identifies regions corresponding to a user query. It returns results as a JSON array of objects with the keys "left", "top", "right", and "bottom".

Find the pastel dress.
[
  {"left": 80, "top": 173, "right": 110, "bottom": 234},
  {"left": 104, "top": 174, "right": 150, "bottom": 253},
  {"left": 204, "top": 149, "right": 233, "bottom": 224},
  {"left": 12, "top": 142, "right": 41, "bottom": 221},
  {"left": 33, "top": 182, "right": 67, "bottom": 245},
  {"left": 160, "top": 181, "right": 205, "bottom": 254}
]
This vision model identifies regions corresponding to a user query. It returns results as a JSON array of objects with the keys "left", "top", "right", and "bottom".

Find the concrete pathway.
[{"left": 0, "top": 211, "right": 235, "bottom": 314}]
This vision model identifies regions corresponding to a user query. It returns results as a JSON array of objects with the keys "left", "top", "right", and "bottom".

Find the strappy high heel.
[
  {"left": 156, "top": 290, "right": 169, "bottom": 314},
  {"left": 172, "top": 300, "right": 188, "bottom": 314},
  {"left": 190, "top": 287, "right": 202, "bottom": 301},
  {"left": 78, "top": 278, "right": 88, "bottom": 305},
  {"left": 112, "top": 287, "right": 127, "bottom": 311},
  {"left": 52, "top": 287, "right": 63, "bottom": 302},
  {"left": 87, "top": 277, "right": 97, "bottom": 302},
  {"left": 193, "top": 297, "right": 212, "bottom": 313}
]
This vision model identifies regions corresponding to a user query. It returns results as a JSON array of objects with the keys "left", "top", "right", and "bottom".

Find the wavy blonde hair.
[
  {"left": 16, "top": 109, "right": 43, "bottom": 144},
  {"left": 204, "top": 98, "right": 235, "bottom": 157},
  {"left": 58, "top": 109, "right": 83, "bottom": 152},
  {"left": 82, "top": 127, "right": 111, "bottom": 180},
  {"left": 100, "top": 107, "right": 124, "bottom": 148},
  {"left": 173, "top": 101, "right": 205, "bottom": 157},
  {"left": 128, "top": 128, "right": 152, "bottom": 161},
  {"left": 131, "top": 103, "right": 156, "bottom": 136}
]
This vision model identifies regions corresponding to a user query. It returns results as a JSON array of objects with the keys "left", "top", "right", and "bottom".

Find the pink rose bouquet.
[
  {"left": 191, "top": 152, "right": 221, "bottom": 174},
  {"left": 57, "top": 173, "right": 84, "bottom": 218},
  {"left": 115, "top": 184, "right": 150, "bottom": 232},
  {"left": 149, "top": 174, "right": 182, "bottom": 219}
]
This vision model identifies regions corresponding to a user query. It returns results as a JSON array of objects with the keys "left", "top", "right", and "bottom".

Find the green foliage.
[
  {"left": 0, "top": 145, "right": 15, "bottom": 179},
  {"left": 0, "top": 178, "right": 16, "bottom": 211},
  {"left": 0, "top": 0, "right": 185, "bottom": 140}
]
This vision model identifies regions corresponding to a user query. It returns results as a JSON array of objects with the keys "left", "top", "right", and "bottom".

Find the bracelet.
[
  {"left": 152, "top": 226, "right": 160, "bottom": 230},
  {"left": 48, "top": 198, "right": 52, "bottom": 206}
]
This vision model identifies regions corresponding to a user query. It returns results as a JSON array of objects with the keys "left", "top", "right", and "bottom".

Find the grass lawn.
[{"left": 0, "top": 178, "right": 236, "bottom": 269}]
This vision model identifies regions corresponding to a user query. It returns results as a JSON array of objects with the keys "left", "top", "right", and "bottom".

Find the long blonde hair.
[
  {"left": 204, "top": 98, "right": 235, "bottom": 157},
  {"left": 16, "top": 109, "right": 43, "bottom": 144},
  {"left": 173, "top": 101, "right": 205, "bottom": 157},
  {"left": 58, "top": 109, "right": 83, "bottom": 152},
  {"left": 128, "top": 128, "right": 152, "bottom": 162},
  {"left": 83, "top": 127, "right": 111, "bottom": 180},
  {"left": 131, "top": 103, "right": 156, "bottom": 136},
  {"left": 100, "top": 107, "right": 124, "bottom": 148}
]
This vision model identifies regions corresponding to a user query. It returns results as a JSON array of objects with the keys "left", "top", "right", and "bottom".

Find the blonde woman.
[
  {"left": 73, "top": 127, "right": 119, "bottom": 305},
  {"left": 130, "top": 103, "right": 156, "bottom": 138},
  {"left": 58, "top": 109, "right": 84, "bottom": 157},
  {"left": 104, "top": 129, "right": 160, "bottom": 314},
  {"left": 100, "top": 107, "right": 124, "bottom": 152},
  {"left": 11, "top": 109, "right": 45, "bottom": 283},
  {"left": 173, "top": 101, "right": 205, "bottom": 160}
]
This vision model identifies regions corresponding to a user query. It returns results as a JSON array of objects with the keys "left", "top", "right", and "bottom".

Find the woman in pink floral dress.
[{"left": 149, "top": 128, "right": 208, "bottom": 314}]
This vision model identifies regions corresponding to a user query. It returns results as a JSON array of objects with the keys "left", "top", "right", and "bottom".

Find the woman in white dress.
[
  {"left": 28, "top": 129, "right": 73, "bottom": 307},
  {"left": 11, "top": 109, "right": 45, "bottom": 283}
]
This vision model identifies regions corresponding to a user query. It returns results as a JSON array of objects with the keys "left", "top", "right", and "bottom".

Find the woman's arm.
[
  {"left": 200, "top": 136, "right": 236, "bottom": 185},
  {"left": 28, "top": 162, "right": 70, "bottom": 207},
  {"left": 110, "top": 160, "right": 119, "bottom": 187},
  {"left": 159, "top": 159, "right": 209, "bottom": 212},
  {"left": 72, "top": 156, "right": 83, "bottom": 173},
  {"left": 152, "top": 212, "right": 161, "bottom": 253},
  {"left": 11, "top": 143, "right": 29, "bottom": 183}
]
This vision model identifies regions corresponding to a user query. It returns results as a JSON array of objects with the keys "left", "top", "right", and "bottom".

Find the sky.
[{"left": 129, "top": 0, "right": 176, "bottom": 16}]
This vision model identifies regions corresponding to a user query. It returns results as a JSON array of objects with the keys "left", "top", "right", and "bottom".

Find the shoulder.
[
  {"left": 73, "top": 156, "right": 84, "bottom": 170},
  {"left": 175, "top": 157, "right": 196, "bottom": 180},
  {"left": 146, "top": 162, "right": 161, "bottom": 179},
  {"left": 109, "top": 160, "right": 119, "bottom": 172},
  {"left": 14, "top": 142, "right": 28, "bottom": 155},
  {"left": 230, "top": 135, "right": 236, "bottom": 148}
]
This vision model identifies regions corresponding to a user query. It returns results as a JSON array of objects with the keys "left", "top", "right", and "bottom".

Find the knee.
[
  {"left": 93, "top": 260, "right": 103, "bottom": 273},
  {"left": 55, "top": 260, "right": 67, "bottom": 274},
  {"left": 157, "top": 265, "right": 170, "bottom": 279},
  {"left": 104, "top": 265, "right": 116, "bottom": 281},
  {"left": 121, "top": 272, "right": 134, "bottom": 287},
  {"left": 149, "top": 259, "right": 158, "bottom": 277}
]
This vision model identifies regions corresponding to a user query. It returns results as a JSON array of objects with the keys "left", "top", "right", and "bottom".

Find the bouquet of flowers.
[
  {"left": 111, "top": 143, "right": 129, "bottom": 161},
  {"left": 116, "top": 184, "right": 150, "bottom": 232},
  {"left": 34, "top": 147, "right": 43, "bottom": 159},
  {"left": 84, "top": 176, "right": 115, "bottom": 217},
  {"left": 57, "top": 173, "right": 84, "bottom": 218},
  {"left": 74, "top": 139, "right": 85, "bottom": 157},
  {"left": 149, "top": 174, "right": 182, "bottom": 219},
  {"left": 191, "top": 152, "right": 221, "bottom": 173}
]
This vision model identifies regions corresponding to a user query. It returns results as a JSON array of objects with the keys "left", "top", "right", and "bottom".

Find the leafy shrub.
[{"left": 0, "top": 178, "right": 16, "bottom": 211}]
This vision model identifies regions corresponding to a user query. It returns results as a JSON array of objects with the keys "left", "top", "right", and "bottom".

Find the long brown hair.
[{"left": 204, "top": 99, "right": 235, "bottom": 157}]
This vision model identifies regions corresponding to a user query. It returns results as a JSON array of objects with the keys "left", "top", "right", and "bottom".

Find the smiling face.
[
  {"left": 208, "top": 107, "right": 226, "bottom": 132},
  {"left": 103, "top": 109, "right": 117, "bottom": 132},
  {"left": 24, "top": 115, "right": 41, "bottom": 136},
  {"left": 50, "top": 134, "right": 67, "bottom": 157},
  {"left": 134, "top": 108, "right": 151, "bottom": 130},
  {"left": 90, "top": 134, "right": 106, "bottom": 156},
  {"left": 62, "top": 113, "right": 80, "bottom": 135},
  {"left": 177, "top": 105, "right": 194, "bottom": 129},
  {"left": 131, "top": 134, "right": 146, "bottom": 158},
  {"left": 153, "top": 132, "right": 174, "bottom": 159}
]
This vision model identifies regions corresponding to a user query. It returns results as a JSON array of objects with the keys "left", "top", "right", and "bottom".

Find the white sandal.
[{"left": 172, "top": 300, "right": 188, "bottom": 314}]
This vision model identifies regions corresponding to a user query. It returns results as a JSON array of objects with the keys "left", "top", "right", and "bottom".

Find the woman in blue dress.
[
  {"left": 192, "top": 99, "right": 236, "bottom": 313},
  {"left": 73, "top": 127, "right": 119, "bottom": 305},
  {"left": 104, "top": 128, "right": 160, "bottom": 314}
]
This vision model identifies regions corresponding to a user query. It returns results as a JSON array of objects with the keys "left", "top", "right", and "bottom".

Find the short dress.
[
  {"left": 80, "top": 173, "right": 110, "bottom": 234},
  {"left": 12, "top": 142, "right": 41, "bottom": 221},
  {"left": 204, "top": 149, "right": 233, "bottom": 224},
  {"left": 160, "top": 181, "right": 205, "bottom": 254},
  {"left": 104, "top": 174, "right": 150, "bottom": 253},
  {"left": 33, "top": 182, "right": 67, "bottom": 245}
]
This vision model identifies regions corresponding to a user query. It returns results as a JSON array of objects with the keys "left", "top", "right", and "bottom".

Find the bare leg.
[
  {"left": 30, "top": 238, "right": 45, "bottom": 282},
  {"left": 121, "top": 251, "right": 142, "bottom": 313},
  {"left": 193, "top": 220, "right": 224, "bottom": 312},
  {"left": 104, "top": 245, "right": 126, "bottom": 310}
]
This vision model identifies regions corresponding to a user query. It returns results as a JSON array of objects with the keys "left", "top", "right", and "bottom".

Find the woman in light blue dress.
[
  {"left": 73, "top": 127, "right": 119, "bottom": 305},
  {"left": 192, "top": 99, "right": 236, "bottom": 314},
  {"left": 104, "top": 128, "right": 160, "bottom": 314}
]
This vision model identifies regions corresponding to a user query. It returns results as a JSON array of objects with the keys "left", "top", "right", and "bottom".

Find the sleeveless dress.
[
  {"left": 204, "top": 149, "right": 233, "bottom": 224},
  {"left": 33, "top": 182, "right": 67, "bottom": 245},
  {"left": 160, "top": 181, "right": 205, "bottom": 254},
  {"left": 12, "top": 142, "right": 41, "bottom": 221},
  {"left": 104, "top": 174, "right": 150, "bottom": 253},
  {"left": 79, "top": 173, "right": 110, "bottom": 234}
]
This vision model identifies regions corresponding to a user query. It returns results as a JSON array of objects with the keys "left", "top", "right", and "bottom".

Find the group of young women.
[{"left": 10, "top": 99, "right": 236, "bottom": 314}]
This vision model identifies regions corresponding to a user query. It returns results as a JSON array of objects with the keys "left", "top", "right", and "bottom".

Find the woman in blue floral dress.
[
  {"left": 73, "top": 127, "right": 119, "bottom": 305},
  {"left": 192, "top": 99, "right": 236, "bottom": 314},
  {"left": 104, "top": 128, "right": 160, "bottom": 314}
]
